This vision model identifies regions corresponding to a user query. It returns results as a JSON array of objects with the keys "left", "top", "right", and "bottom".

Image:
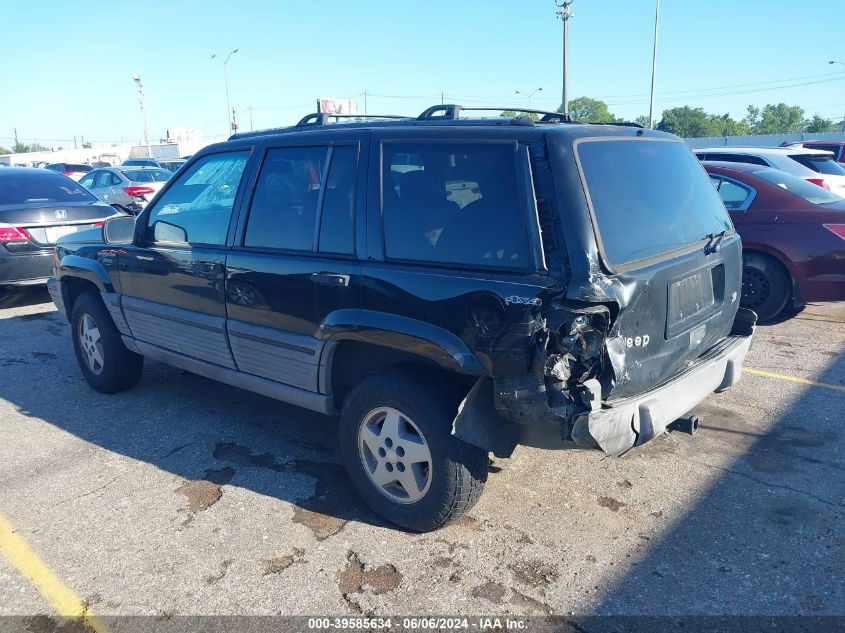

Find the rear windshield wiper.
[{"left": 704, "top": 230, "right": 728, "bottom": 254}]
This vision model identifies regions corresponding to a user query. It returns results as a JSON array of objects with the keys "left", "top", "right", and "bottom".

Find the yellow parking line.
[
  {"left": 743, "top": 367, "right": 845, "bottom": 393},
  {"left": 0, "top": 513, "right": 109, "bottom": 633}
]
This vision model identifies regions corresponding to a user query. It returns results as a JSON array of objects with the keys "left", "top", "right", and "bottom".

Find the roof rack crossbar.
[
  {"left": 417, "top": 104, "right": 573, "bottom": 123},
  {"left": 296, "top": 112, "right": 408, "bottom": 127}
]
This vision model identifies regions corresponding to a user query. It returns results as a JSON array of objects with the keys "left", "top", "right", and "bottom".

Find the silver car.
[{"left": 78, "top": 166, "right": 172, "bottom": 214}]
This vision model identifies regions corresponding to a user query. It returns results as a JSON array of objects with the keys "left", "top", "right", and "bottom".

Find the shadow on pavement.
[
  {"left": 0, "top": 286, "right": 51, "bottom": 310},
  {"left": 592, "top": 350, "right": 845, "bottom": 616},
  {"left": 0, "top": 308, "right": 396, "bottom": 540}
]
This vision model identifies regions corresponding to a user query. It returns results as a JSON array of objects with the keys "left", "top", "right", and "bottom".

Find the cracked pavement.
[{"left": 0, "top": 286, "right": 843, "bottom": 617}]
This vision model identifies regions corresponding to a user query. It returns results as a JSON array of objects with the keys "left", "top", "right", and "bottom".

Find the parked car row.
[
  {"left": 691, "top": 145, "right": 845, "bottom": 321},
  {"left": 694, "top": 146, "right": 845, "bottom": 195},
  {"left": 78, "top": 167, "right": 172, "bottom": 215}
]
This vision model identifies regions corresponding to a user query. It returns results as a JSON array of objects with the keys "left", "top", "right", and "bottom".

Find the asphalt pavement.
[{"left": 0, "top": 286, "right": 842, "bottom": 621}]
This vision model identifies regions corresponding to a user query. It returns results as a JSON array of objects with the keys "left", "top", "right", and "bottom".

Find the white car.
[{"left": 693, "top": 146, "right": 845, "bottom": 196}]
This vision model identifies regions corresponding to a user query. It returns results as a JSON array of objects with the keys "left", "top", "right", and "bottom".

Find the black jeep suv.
[{"left": 48, "top": 105, "right": 755, "bottom": 531}]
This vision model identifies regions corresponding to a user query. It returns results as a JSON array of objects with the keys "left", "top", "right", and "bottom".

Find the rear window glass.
[
  {"left": 788, "top": 154, "right": 845, "bottom": 175},
  {"left": 382, "top": 141, "right": 531, "bottom": 269},
  {"left": 122, "top": 169, "right": 171, "bottom": 182},
  {"left": 751, "top": 167, "right": 843, "bottom": 205},
  {"left": 577, "top": 139, "right": 733, "bottom": 268},
  {"left": 0, "top": 172, "right": 98, "bottom": 205}
]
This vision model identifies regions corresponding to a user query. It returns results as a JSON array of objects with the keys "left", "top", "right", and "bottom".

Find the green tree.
[
  {"left": 11, "top": 141, "right": 49, "bottom": 153},
  {"left": 558, "top": 97, "right": 620, "bottom": 123},
  {"left": 745, "top": 103, "right": 805, "bottom": 134},
  {"left": 82, "top": 142, "right": 92, "bottom": 149},
  {"left": 803, "top": 114, "right": 835, "bottom": 133},
  {"left": 634, "top": 115, "right": 651, "bottom": 128},
  {"left": 0, "top": 146, "right": 10, "bottom": 155},
  {"left": 656, "top": 106, "right": 719, "bottom": 137},
  {"left": 499, "top": 110, "right": 539, "bottom": 120},
  {"left": 713, "top": 114, "right": 751, "bottom": 137}
]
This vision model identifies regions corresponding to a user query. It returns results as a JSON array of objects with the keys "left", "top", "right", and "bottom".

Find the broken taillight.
[{"left": 823, "top": 224, "right": 845, "bottom": 241}]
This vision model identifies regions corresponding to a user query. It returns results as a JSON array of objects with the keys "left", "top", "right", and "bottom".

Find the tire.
[
  {"left": 741, "top": 253, "right": 791, "bottom": 323},
  {"left": 71, "top": 291, "right": 143, "bottom": 393},
  {"left": 339, "top": 370, "right": 488, "bottom": 532}
]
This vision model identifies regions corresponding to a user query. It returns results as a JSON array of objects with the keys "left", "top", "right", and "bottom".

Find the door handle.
[{"left": 311, "top": 272, "right": 350, "bottom": 287}]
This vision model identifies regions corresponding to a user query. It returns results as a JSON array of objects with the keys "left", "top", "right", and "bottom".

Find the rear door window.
[
  {"left": 714, "top": 178, "right": 754, "bottom": 209},
  {"left": 576, "top": 139, "right": 733, "bottom": 269},
  {"left": 243, "top": 146, "right": 327, "bottom": 251},
  {"left": 145, "top": 151, "right": 249, "bottom": 245},
  {"left": 318, "top": 146, "right": 357, "bottom": 255},
  {"left": 381, "top": 141, "right": 531, "bottom": 269}
]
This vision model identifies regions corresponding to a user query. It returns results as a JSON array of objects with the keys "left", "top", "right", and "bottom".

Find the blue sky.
[{"left": 2, "top": 0, "right": 844, "bottom": 147}]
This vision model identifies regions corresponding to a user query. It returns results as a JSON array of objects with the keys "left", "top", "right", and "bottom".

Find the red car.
[{"left": 704, "top": 161, "right": 845, "bottom": 321}]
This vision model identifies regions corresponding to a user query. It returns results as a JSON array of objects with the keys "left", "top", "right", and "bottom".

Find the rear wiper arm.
[{"left": 704, "top": 230, "right": 728, "bottom": 254}]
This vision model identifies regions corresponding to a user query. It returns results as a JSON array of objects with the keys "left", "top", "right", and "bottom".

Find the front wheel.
[
  {"left": 71, "top": 291, "right": 143, "bottom": 393},
  {"left": 339, "top": 371, "right": 488, "bottom": 532}
]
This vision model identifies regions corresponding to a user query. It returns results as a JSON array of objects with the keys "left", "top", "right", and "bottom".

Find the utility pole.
[
  {"left": 248, "top": 106, "right": 254, "bottom": 131},
  {"left": 231, "top": 108, "right": 238, "bottom": 133},
  {"left": 363, "top": 91, "right": 368, "bottom": 115},
  {"left": 441, "top": 91, "right": 445, "bottom": 105},
  {"left": 648, "top": 0, "right": 661, "bottom": 129},
  {"left": 13, "top": 127, "right": 18, "bottom": 151},
  {"left": 133, "top": 74, "right": 152, "bottom": 157},
  {"left": 555, "top": 1, "right": 574, "bottom": 116}
]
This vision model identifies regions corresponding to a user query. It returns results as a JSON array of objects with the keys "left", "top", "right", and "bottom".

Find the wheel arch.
[{"left": 319, "top": 310, "right": 485, "bottom": 405}]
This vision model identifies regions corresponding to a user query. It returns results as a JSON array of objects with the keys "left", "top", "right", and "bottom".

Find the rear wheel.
[
  {"left": 71, "top": 291, "right": 143, "bottom": 393},
  {"left": 741, "top": 253, "right": 791, "bottom": 323},
  {"left": 339, "top": 370, "right": 488, "bottom": 532}
]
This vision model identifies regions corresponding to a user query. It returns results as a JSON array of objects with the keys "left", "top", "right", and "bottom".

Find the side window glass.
[
  {"left": 244, "top": 146, "right": 326, "bottom": 251},
  {"left": 318, "top": 146, "right": 357, "bottom": 255},
  {"left": 717, "top": 180, "right": 752, "bottom": 209},
  {"left": 93, "top": 172, "right": 112, "bottom": 188},
  {"left": 145, "top": 150, "right": 248, "bottom": 245},
  {"left": 710, "top": 176, "right": 721, "bottom": 189},
  {"left": 79, "top": 173, "right": 95, "bottom": 188},
  {"left": 382, "top": 142, "right": 530, "bottom": 269}
]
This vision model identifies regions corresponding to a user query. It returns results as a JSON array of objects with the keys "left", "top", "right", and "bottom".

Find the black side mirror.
[{"left": 103, "top": 215, "right": 135, "bottom": 244}]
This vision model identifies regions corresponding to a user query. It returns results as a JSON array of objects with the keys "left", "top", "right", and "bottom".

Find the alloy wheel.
[
  {"left": 357, "top": 406, "right": 433, "bottom": 504},
  {"left": 78, "top": 313, "right": 104, "bottom": 375}
]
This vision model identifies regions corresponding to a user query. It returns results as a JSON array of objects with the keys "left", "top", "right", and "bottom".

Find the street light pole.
[
  {"left": 515, "top": 88, "right": 543, "bottom": 109},
  {"left": 133, "top": 74, "right": 151, "bottom": 158},
  {"left": 555, "top": 0, "right": 574, "bottom": 116},
  {"left": 648, "top": 0, "right": 661, "bottom": 129},
  {"left": 212, "top": 49, "right": 239, "bottom": 133}
]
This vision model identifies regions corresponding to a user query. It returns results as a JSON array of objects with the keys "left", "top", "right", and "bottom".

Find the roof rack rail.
[
  {"left": 296, "top": 112, "right": 408, "bottom": 127},
  {"left": 588, "top": 121, "right": 645, "bottom": 129},
  {"left": 417, "top": 104, "right": 574, "bottom": 123}
]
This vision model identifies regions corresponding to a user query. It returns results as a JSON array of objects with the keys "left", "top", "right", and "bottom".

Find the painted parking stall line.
[
  {"left": 743, "top": 367, "right": 845, "bottom": 393},
  {"left": 0, "top": 513, "right": 109, "bottom": 633}
]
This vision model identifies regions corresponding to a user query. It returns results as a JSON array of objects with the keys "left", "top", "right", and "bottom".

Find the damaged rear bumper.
[{"left": 570, "top": 333, "right": 752, "bottom": 456}]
